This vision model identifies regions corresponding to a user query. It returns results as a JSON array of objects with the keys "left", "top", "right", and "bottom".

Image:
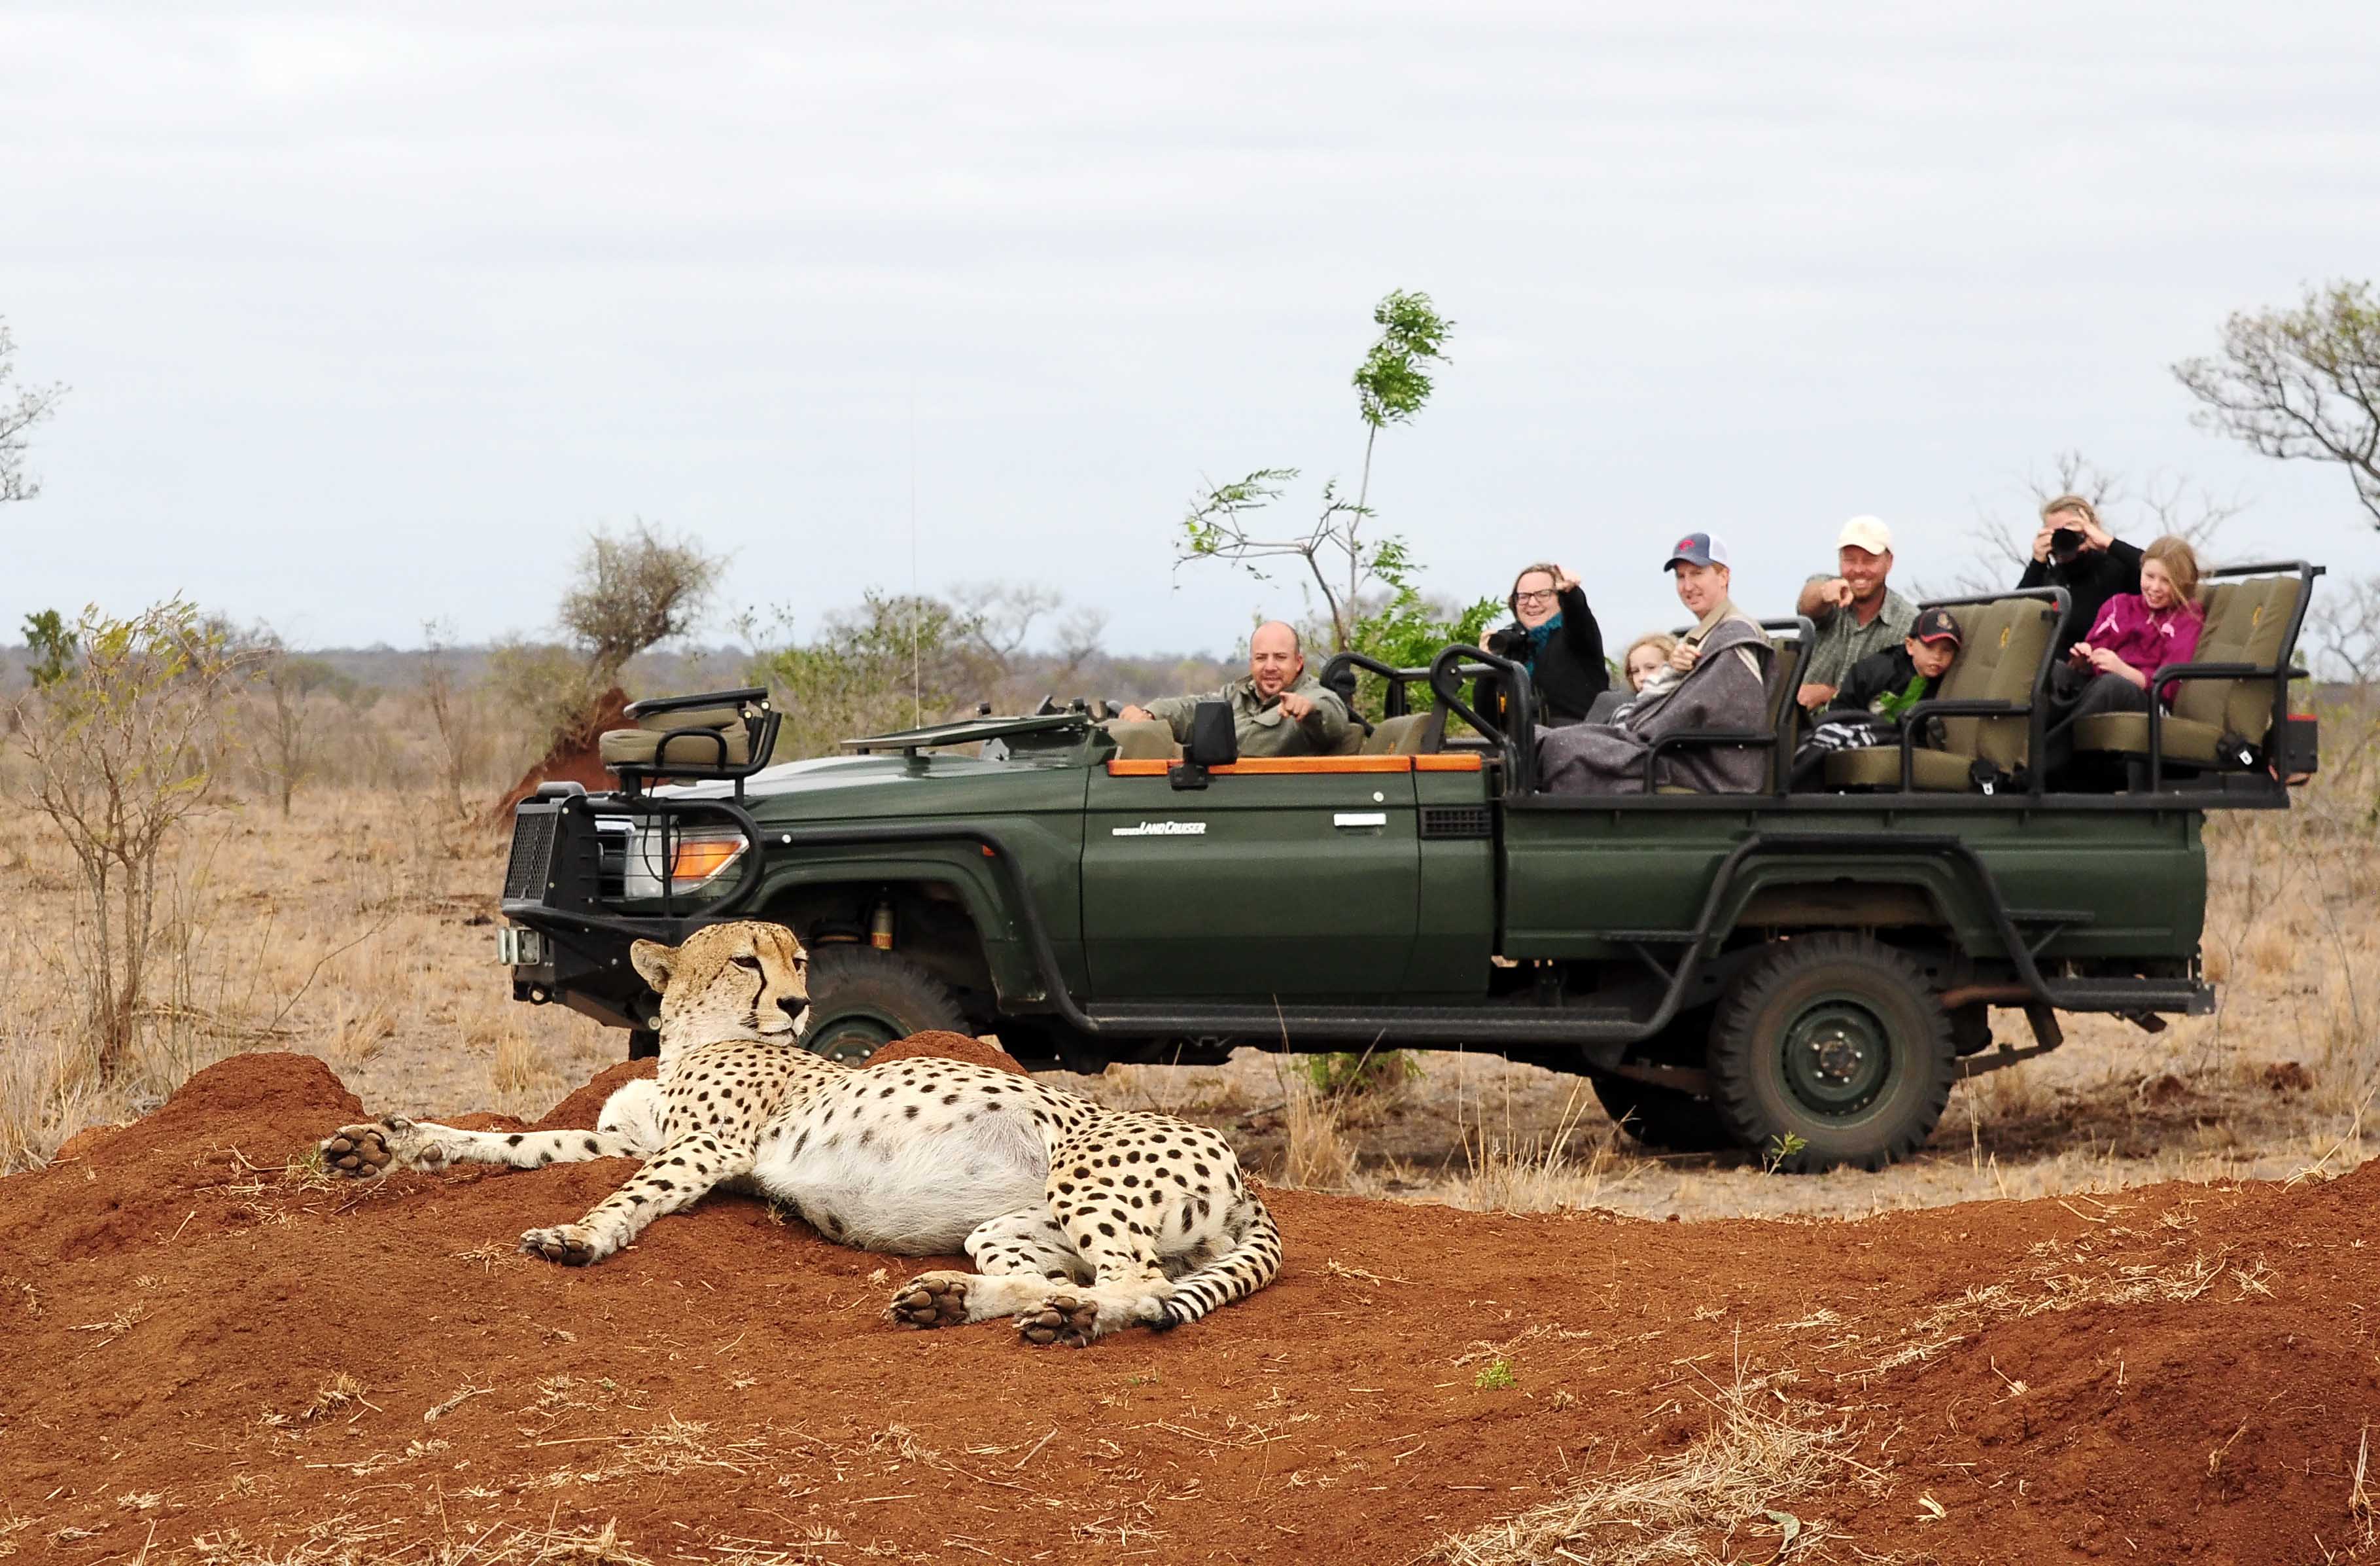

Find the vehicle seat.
[
  {"left": 1361, "top": 708, "right": 1448, "bottom": 755},
  {"left": 1766, "top": 637, "right": 1804, "bottom": 792},
  {"left": 1098, "top": 719, "right": 1184, "bottom": 762},
  {"left": 599, "top": 705, "right": 753, "bottom": 768},
  {"left": 1825, "top": 595, "right": 2058, "bottom": 792},
  {"left": 2071, "top": 573, "right": 2303, "bottom": 768}
]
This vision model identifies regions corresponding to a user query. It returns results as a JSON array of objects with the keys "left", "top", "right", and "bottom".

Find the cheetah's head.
[{"left": 630, "top": 921, "right": 810, "bottom": 1041}]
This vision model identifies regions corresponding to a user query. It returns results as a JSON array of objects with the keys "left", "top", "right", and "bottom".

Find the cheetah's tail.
[{"left": 1154, "top": 1194, "right": 1282, "bottom": 1330}]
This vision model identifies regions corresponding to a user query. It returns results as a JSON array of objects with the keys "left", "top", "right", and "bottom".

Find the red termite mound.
[
  {"left": 488, "top": 684, "right": 632, "bottom": 821},
  {"left": 7, "top": 1048, "right": 2373, "bottom": 1565}
]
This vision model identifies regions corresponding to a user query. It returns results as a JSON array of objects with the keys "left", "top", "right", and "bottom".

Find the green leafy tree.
[
  {"left": 1179, "top": 290, "right": 1455, "bottom": 651},
  {"left": 2175, "top": 280, "right": 2380, "bottom": 527},
  {"left": 23, "top": 609, "right": 77, "bottom": 687},
  {"left": 746, "top": 591, "right": 977, "bottom": 757},
  {"left": 8, "top": 601, "right": 246, "bottom": 1079}
]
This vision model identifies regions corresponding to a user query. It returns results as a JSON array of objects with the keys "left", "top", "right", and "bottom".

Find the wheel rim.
[
  {"left": 805, "top": 1011, "right": 902, "bottom": 1064},
  {"left": 1777, "top": 996, "right": 1893, "bottom": 1118}
]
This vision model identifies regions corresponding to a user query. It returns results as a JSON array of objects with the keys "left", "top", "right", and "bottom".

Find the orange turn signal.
[{"left": 670, "top": 837, "right": 744, "bottom": 885}]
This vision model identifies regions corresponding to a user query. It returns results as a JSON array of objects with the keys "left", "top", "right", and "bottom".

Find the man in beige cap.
[{"left": 1793, "top": 514, "right": 1917, "bottom": 711}]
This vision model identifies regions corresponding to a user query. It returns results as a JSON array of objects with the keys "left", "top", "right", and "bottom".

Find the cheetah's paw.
[
  {"left": 518, "top": 1224, "right": 606, "bottom": 1266},
  {"left": 320, "top": 1118, "right": 413, "bottom": 1179},
  {"left": 1017, "top": 1294, "right": 1102, "bottom": 1349},
  {"left": 888, "top": 1273, "right": 973, "bottom": 1329}
]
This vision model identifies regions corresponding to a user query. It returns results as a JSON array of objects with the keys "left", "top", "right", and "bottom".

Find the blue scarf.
[{"left": 1522, "top": 613, "right": 1562, "bottom": 665}]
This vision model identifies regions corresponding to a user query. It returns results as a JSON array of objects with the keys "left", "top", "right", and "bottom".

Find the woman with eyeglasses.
[{"left": 1482, "top": 561, "right": 1608, "bottom": 726}]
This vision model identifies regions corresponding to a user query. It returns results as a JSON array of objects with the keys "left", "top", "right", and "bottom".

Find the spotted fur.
[{"left": 318, "top": 921, "right": 1281, "bottom": 1346}]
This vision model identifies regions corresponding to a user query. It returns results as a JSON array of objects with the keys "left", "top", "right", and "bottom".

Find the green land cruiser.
[{"left": 497, "top": 565, "right": 2324, "bottom": 1171}]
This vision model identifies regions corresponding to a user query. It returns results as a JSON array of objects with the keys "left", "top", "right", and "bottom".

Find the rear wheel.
[
  {"left": 1707, "top": 934, "right": 1955, "bottom": 1173},
  {"left": 800, "top": 947, "right": 971, "bottom": 1065}
]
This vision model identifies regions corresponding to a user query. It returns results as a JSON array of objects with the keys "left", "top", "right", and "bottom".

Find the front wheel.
[
  {"left": 1707, "top": 934, "right": 1955, "bottom": 1173},
  {"left": 799, "top": 947, "right": 971, "bottom": 1065}
]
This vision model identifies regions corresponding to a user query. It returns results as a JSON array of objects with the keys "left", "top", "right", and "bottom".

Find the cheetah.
[{"left": 317, "top": 920, "right": 1282, "bottom": 1346}]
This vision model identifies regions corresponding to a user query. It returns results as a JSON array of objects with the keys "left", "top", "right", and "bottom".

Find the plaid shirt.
[{"left": 1800, "top": 581, "right": 1917, "bottom": 692}]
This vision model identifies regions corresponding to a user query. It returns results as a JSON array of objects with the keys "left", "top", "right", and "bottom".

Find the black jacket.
[
  {"left": 1483, "top": 584, "right": 1608, "bottom": 726},
  {"left": 2018, "top": 537, "right": 2143, "bottom": 656},
  {"left": 1827, "top": 644, "right": 1939, "bottom": 720}
]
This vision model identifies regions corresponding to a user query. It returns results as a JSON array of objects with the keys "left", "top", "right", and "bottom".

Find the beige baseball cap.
[{"left": 1838, "top": 515, "right": 1893, "bottom": 555}]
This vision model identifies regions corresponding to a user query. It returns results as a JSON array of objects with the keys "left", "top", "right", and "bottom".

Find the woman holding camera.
[
  {"left": 1482, "top": 561, "right": 1607, "bottom": 726},
  {"left": 2018, "top": 494, "right": 2143, "bottom": 657}
]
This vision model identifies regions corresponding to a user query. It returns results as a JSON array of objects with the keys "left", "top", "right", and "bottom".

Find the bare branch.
[
  {"left": 2175, "top": 279, "right": 2380, "bottom": 526},
  {"left": 0, "top": 317, "right": 69, "bottom": 505}
]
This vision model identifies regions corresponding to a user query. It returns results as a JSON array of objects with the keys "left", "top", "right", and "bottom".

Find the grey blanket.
[{"left": 1536, "top": 613, "right": 1774, "bottom": 794}]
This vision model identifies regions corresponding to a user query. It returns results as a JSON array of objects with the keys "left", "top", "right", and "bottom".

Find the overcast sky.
[{"left": 5, "top": 2, "right": 2377, "bottom": 658}]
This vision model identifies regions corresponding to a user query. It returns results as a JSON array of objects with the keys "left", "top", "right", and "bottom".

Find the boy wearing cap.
[
  {"left": 1538, "top": 533, "right": 1774, "bottom": 796},
  {"left": 1831, "top": 607, "right": 1963, "bottom": 721},
  {"left": 1794, "top": 516, "right": 1917, "bottom": 713},
  {"left": 1789, "top": 608, "right": 1963, "bottom": 789}
]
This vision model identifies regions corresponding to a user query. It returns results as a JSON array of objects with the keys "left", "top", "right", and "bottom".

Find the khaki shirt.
[
  {"left": 1800, "top": 581, "right": 1917, "bottom": 693},
  {"left": 1143, "top": 671, "right": 1352, "bottom": 758}
]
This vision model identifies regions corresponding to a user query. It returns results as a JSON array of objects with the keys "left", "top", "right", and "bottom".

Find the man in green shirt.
[
  {"left": 1794, "top": 514, "right": 1917, "bottom": 712},
  {"left": 1119, "top": 621, "right": 1353, "bottom": 758}
]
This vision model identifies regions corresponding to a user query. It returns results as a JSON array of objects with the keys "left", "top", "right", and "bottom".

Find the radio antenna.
[{"left": 909, "top": 377, "right": 920, "bottom": 727}]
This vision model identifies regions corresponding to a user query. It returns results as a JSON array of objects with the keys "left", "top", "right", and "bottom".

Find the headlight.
[{"left": 623, "top": 821, "right": 748, "bottom": 899}]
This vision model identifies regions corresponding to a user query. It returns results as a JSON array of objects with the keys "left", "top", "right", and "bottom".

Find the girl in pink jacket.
[{"left": 2044, "top": 536, "right": 2205, "bottom": 777}]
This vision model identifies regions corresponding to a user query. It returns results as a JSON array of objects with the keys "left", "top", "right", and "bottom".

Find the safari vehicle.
[{"left": 497, "top": 563, "right": 2323, "bottom": 1171}]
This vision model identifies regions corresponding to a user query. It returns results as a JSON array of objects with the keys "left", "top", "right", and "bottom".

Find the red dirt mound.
[
  {"left": 4, "top": 1052, "right": 2374, "bottom": 1565},
  {"left": 867, "top": 1029, "right": 1028, "bottom": 1075},
  {"left": 489, "top": 684, "right": 632, "bottom": 820}
]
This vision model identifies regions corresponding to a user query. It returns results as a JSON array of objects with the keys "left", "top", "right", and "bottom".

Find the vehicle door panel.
[{"left": 1081, "top": 762, "right": 1420, "bottom": 997}]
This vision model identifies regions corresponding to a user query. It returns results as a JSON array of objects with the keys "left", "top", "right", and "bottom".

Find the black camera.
[{"left": 2050, "top": 527, "right": 2084, "bottom": 559}]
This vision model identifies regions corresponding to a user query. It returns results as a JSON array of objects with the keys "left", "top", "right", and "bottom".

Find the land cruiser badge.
[{"left": 1110, "top": 821, "right": 1208, "bottom": 837}]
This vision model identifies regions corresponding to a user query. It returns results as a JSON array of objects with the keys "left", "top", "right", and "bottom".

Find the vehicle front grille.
[
  {"left": 1420, "top": 805, "right": 1494, "bottom": 840},
  {"left": 503, "top": 811, "right": 559, "bottom": 900}
]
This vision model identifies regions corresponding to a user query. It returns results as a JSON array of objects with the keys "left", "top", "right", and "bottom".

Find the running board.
[
  {"left": 1079, "top": 1001, "right": 1641, "bottom": 1043},
  {"left": 2037, "top": 980, "right": 2216, "bottom": 1016}
]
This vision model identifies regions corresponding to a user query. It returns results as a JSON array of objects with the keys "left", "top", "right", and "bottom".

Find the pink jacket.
[{"left": 2080, "top": 593, "right": 2203, "bottom": 705}]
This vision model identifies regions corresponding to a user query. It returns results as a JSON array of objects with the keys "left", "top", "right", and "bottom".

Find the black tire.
[
  {"left": 1590, "top": 1074, "right": 1736, "bottom": 1152},
  {"left": 1707, "top": 933, "right": 1955, "bottom": 1173},
  {"left": 799, "top": 947, "right": 971, "bottom": 1065}
]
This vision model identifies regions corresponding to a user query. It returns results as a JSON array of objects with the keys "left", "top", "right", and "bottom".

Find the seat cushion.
[
  {"left": 2070, "top": 712, "right": 2228, "bottom": 766},
  {"left": 2169, "top": 575, "right": 2299, "bottom": 745},
  {"left": 1825, "top": 746, "right": 1979, "bottom": 792},
  {"left": 599, "top": 727, "right": 752, "bottom": 768},
  {"left": 1099, "top": 719, "right": 1183, "bottom": 762},
  {"left": 1362, "top": 712, "right": 1445, "bottom": 755},
  {"left": 627, "top": 705, "right": 746, "bottom": 733}
]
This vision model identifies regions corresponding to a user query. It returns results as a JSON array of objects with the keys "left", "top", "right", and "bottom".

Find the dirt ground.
[{"left": 3, "top": 1049, "right": 2376, "bottom": 1566}]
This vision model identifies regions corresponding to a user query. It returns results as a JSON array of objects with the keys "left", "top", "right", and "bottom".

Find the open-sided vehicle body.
[{"left": 499, "top": 565, "right": 2322, "bottom": 1170}]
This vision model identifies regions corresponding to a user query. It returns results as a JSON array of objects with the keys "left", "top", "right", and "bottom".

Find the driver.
[{"left": 1117, "top": 621, "right": 1352, "bottom": 757}]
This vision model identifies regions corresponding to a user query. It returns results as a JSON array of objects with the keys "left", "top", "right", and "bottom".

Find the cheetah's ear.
[{"left": 629, "top": 938, "right": 678, "bottom": 993}]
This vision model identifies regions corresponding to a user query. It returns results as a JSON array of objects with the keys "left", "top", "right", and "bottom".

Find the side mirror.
[
  {"left": 1170, "top": 700, "right": 1238, "bottom": 789},
  {"left": 1186, "top": 702, "right": 1238, "bottom": 767}
]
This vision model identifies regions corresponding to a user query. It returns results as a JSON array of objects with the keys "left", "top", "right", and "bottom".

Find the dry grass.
[
  {"left": 1433, "top": 1082, "right": 1643, "bottom": 1215},
  {"left": 0, "top": 775, "right": 618, "bottom": 1170},
  {"left": 1426, "top": 1363, "right": 1889, "bottom": 1565}
]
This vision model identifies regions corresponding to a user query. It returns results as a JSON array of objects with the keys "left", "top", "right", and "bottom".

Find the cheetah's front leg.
[
  {"left": 518, "top": 1131, "right": 753, "bottom": 1266},
  {"left": 320, "top": 1117, "right": 651, "bottom": 1179}
]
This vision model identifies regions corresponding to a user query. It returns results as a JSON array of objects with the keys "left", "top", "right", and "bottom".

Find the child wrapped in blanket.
[{"left": 1790, "top": 607, "right": 1962, "bottom": 789}]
